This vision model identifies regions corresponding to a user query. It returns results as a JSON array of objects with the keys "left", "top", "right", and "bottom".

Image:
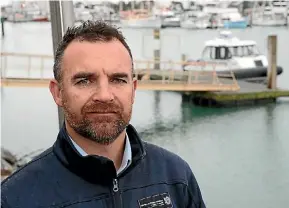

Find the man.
[{"left": 1, "top": 20, "right": 206, "bottom": 207}]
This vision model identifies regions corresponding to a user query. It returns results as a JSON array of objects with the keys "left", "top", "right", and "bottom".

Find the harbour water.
[{"left": 1, "top": 22, "right": 289, "bottom": 207}]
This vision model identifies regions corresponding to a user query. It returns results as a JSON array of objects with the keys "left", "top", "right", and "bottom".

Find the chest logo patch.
[{"left": 138, "top": 192, "right": 173, "bottom": 208}]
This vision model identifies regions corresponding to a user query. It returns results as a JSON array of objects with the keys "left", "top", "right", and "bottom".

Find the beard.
[{"left": 62, "top": 97, "right": 132, "bottom": 145}]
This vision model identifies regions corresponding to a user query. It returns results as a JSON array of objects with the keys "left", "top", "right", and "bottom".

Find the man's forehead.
[
  {"left": 63, "top": 40, "right": 131, "bottom": 61},
  {"left": 69, "top": 65, "right": 131, "bottom": 76},
  {"left": 62, "top": 40, "right": 132, "bottom": 75}
]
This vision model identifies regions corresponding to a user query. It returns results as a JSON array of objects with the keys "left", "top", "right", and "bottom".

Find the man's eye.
[
  {"left": 111, "top": 78, "right": 127, "bottom": 84},
  {"left": 76, "top": 79, "right": 90, "bottom": 85}
]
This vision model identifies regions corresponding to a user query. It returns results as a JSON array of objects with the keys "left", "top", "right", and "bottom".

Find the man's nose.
[{"left": 91, "top": 81, "right": 114, "bottom": 103}]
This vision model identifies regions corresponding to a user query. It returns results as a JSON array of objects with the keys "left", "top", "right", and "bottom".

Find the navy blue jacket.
[{"left": 1, "top": 124, "right": 206, "bottom": 208}]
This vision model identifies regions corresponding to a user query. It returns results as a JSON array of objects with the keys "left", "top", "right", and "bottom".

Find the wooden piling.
[
  {"left": 181, "top": 54, "right": 187, "bottom": 70},
  {"left": 153, "top": 28, "right": 160, "bottom": 70},
  {"left": 153, "top": 28, "right": 160, "bottom": 40},
  {"left": 1, "top": 16, "right": 5, "bottom": 37},
  {"left": 267, "top": 35, "right": 277, "bottom": 89},
  {"left": 154, "top": 50, "right": 160, "bottom": 70}
]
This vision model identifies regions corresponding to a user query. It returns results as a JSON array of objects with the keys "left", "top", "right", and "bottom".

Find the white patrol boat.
[
  {"left": 184, "top": 31, "right": 283, "bottom": 82},
  {"left": 200, "top": 31, "right": 267, "bottom": 70}
]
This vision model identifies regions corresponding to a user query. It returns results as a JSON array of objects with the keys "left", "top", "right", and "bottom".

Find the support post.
[
  {"left": 267, "top": 35, "right": 277, "bottom": 89},
  {"left": 1, "top": 16, "right": 5, "bottom": 37},
  {"left": 181, "top": 54, "right": 186, "bottom": 71},
  {"left": 119, "top": 1, "right": 123, "bottom": 12},
  {"left": 153, "top": 28, "right": 160, "bottom": 70},
  {"left": 154, "top": 49, "right": 160, "bottom": 70},
  {"left": 49, "top": 0, "right": 75, "bottom": 130}
]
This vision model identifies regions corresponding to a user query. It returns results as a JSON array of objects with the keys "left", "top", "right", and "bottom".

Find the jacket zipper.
[{"left": 112, "top": 178, "right": 122, "bottom": 208}]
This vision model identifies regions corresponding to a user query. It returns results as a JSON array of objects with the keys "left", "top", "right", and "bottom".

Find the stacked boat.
[{"left": 251, "top": 1, "right": 288, "bottom": 26}]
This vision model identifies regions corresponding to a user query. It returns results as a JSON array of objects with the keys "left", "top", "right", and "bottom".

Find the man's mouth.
[{"left": 86, "top": 111, "right": 117, "bottom": 115}]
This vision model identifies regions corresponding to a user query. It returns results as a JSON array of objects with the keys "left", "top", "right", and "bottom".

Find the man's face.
[{"left": 50, "top": 39, "right": 136, "bottom": 144}]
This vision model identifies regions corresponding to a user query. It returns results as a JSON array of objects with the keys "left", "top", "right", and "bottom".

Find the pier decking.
[
  {"left": 184, "top": 80, "right": 289, "bottom": 107},
  {"left": 0, "top": 52, "right": 240, "bottom": 92},
  {"left": 1, "top": 52, "right": 289, "bottom": 107}
]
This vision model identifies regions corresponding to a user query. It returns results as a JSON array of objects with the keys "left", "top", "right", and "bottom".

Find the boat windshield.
[
  {"left": 202, "top": 45, "right": 260, "bottom": 60},
  {"left": 228, "top": 45, "right": 260, "bottom": 57}
]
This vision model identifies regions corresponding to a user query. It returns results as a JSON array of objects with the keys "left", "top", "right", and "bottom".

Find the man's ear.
[{"left": 49, "top": 79, "right": 63, "bottom": 107}]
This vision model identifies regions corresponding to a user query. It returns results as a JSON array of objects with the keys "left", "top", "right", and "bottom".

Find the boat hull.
[
  {"left": 161, "top": 20, "right": 180, "bottom": 28},
  {"left": 120, "top": 18, "right": 162, "bottom": 29},
  {"left": 218, "top": 66, "right": 283, "bottom": 80},
  {"left": 223, "top": 20, "right": 248, "bottom": 29},
  {"left": 180, "top": 20, "right": 209, "bottom": 29},
  {"left": 183, "top": 65, "right": 283, "bottom": 80},
  {"left": 252, "top": 19, "right": 287, "bottom": 26}
]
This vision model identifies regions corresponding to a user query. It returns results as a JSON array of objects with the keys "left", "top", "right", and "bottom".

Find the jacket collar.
[{"left": 53, "top": 123, "right": 146, "bottom": 185}]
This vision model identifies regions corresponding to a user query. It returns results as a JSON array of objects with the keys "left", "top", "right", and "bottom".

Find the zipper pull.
[{"left": 113, "top": 179, "right": 119, "bottom": 192}]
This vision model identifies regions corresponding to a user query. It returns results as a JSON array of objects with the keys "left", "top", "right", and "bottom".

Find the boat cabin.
[{"left": 201, "top": 31, "right": 260, "bottom": 61}]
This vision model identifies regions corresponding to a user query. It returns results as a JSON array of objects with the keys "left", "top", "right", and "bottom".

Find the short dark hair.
[{"left": 53, "top": 20, "right": 133, "bottom": 82}]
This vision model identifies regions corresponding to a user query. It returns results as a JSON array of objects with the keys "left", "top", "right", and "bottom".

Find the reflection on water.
[
  {"left": 139, "top": 96, "right": 289, "bottom": 208},
  {"left": 153, "top": 91, "right": 162, "bottom": 125}
]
